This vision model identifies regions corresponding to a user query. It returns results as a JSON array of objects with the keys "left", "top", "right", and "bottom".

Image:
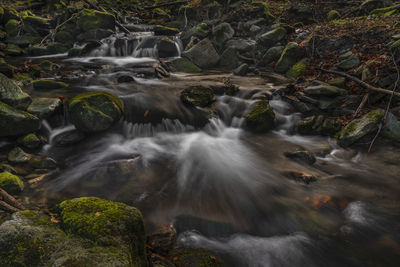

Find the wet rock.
[
  {"left": 219, "top": 46, "right": 238, "bottom": 68},
  {"left": 225, "top": 39, "right": 256, "bottom": 52},
  {"left": 29, "top": 156, "right": 57, "bottom": 170},
  {"left": 0, "top": 102, "right": 40, "bottom": 137},
  {"left": 383, "top": 112, "right": 400, "bottom": 141},
  {"left": 285, "top": 171, "right": 317, "bottom": 184},
  {"left": 32, "top": 79, "right": 68, "bottom": 91},
  {"left": 0, "top": 73, "right": 31, "bottom": 109},
  {"left": 181, "top": 86, "right": 215, "bottom": 107},
  {"left": 274, "top": 42, "right": 304, "bottom": 74},
  {"left": 288, "top": 4, "right": 314, "bottom": 24},
  {"left": 69, "top": 91, "right": 124, "bottom": 133},
  {"left": 304, "top": 81, "right": 347, "bottom": 97},
  {"left": 27, "top": 97, "right": 63, "bottom": 119},
  {"left": 284, "top": 151, "right": 316, "bottom": 165},
  {"left": 259, "top": 27, "right": 287, "bottom": 48},
  {"left": 287, "top": 59, "right": 307, "bottom": 79},
  {"left": 246, "top": 100, "right": 276, "bottom": 133},
  {"left": 17, "top": 133, "right": 41, "bottom": 149},
  {"left": 233, "top": 63, "right": 249, "bottom": 76},
  {"left": 337, "top": 109, "right": 384, "bottom": 147},
  {"left": 181, "top": 22, "right": 209, "bottom": 45},
  {"left": 147, "top": 224, "right": 177, "bottom": 255},
  {"left": 0, "top": 58, "right": 14, "bottom": 77},
  {"left": 165, "top": 57, "right": 202, "bottom": 73},
  {"left": 262, "top": 45, "right": 284, "bottom": 65},
  {"left": 53, "top": 129, "right": 86, "bottom": 146},
  {"left": 169, "top": 248, "right": 224, "bottom": 267},
  {"left": 183, "top": 38, "right": 220, "bottom": 68},
  {"left": 0, "top": 163, "right": 16, "bottom": 174},
  {"left": 337, "top": 56, "right": 360, "bottom": 71},
  {"left": 328, "top": 10, "right": 340, "bottom": 21},
  {"left": 212, "top": 22, "right": 234, "bottom": 48},
  {"left": 297, "top": 116, "right": 316, "bottom": 135},
  {"left": 157, "top": 37, "right": 179, "bottom": 58},
  {"left": 328, "top": 77, "right": 346, "bottom": 88},
  {"left": 318, "top": 118, "right": 341, "bottom": 136},
  {"left": 77, "top": 9, "right": 115, "bottom": 32},
  {"left": 0, "top": 171, "right": 23, "bottom": 194},
  {"left": 8, "top": 147, "right": 32, "bottom": 163},
  {"left": 117, "top": 75, "right": 135, "bottom": 83},
  {"left": 154, "top": 25, "right": 179, "bottom": 36}
]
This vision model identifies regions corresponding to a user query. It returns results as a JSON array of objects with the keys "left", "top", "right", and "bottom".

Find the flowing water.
[{"left": 21, "top": 30, "right": 400, "bottom": 267}]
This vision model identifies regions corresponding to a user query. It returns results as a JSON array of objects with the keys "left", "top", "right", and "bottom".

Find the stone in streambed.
[
  {"left": 0, "top": 73, "right": 31, "bottom": 109},
  {"left": 29, "top": 156, "right": 57, "bottom": 170},
  {"left": 180, "top": 86, "right": 215, "bottom": 107},
  {"left": 53, "top": 129, "right": 86, "bottom": 146},
  {"left": 0, "top": 171, "right": 23, "bottom": 194},
  {"left": 27, "top": 97, "right": 63, "bottom": 119},
  {"left": 182, "top": 38, "right": 220, "bottom": 69},
  {"left": 8, "top": 147, "right": 32, "bottom": 163},
  {"left": 166, "top": 57, "right": 202, "bottom": 73},
  {"left": 0, "top": 102, "right": 40, "bottom": 137},
  {"left": 169, "top": 248, "right": 224, "bottom": 267},
  {"left": 32, "top": 79, "right": 68, "bottom": 91},
  {"left": 259, "top": 27, "right": 287, "bottom": 48},
  {"left": 77, "top": 9, "right": 116, "bottom": 32},
  {"left": 0, "top": 58, "right": 15, "bottom": 77},
  {"left": 284, "top": 151, "right": 316, "bottom": 165},
  {"left": 285, "top": 171, "right": 317, "bottom": 184},
  {"left": 286, "top": 59, "right": 307, "bottom": 78},
  {"left": 17, "top": 133, "right": 41, "bottom": 149},
  {"left": 233, "top": 63, "right": 249, "bottom": 76},
  {"left": 157, "top": 37, "right": 179, "bottom": 58},
  {"left": 304, "top": 81, "right": 347, "bottom": 97},
  {"left": 69, "top": 91, "right": 124, "bottom": 133},
  {"left": 274, "top": 42, "right": 304, "bottom": 74},
  {"left": 246, "top": 100, "right": 276, "bottom": 133}
]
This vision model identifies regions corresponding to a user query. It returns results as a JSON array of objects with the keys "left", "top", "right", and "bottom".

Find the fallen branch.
[
  {"left": 0, "top": 187, "right": 26, "bottom": 211},
  {"left": 353, "top": 92, "right": 369, "bottom": 118},
  {"left": 0, "top": 200, "right": 20, "bottom": 212},
  {"left": 40, "top": 13, "right": 77, "bottom": 46},
  {"left": 318, "top": 68, "right": 400, "bottom": 98}
]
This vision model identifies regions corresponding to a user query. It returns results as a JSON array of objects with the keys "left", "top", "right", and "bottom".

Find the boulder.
[
  {"left": 259, "top": 27, "right": 287, "bottom": 48},
  {"left": 181, "top": 22, "right": 209, "bottom": 45},
  {"left": 77, "top": 9, "right": 116, "bottom": 32},
  {"left": 304, "top": 81, "right": 347, "bottom": 97},
  {"left": 29, "top": 156, "right": 57, "bottom": 169},
  {"left": 212, "top": 22, "right": 235, "bottom": 48},
  {"left": 288, "top": 4, "right": 315, "bottom": 24},
  {"left": 32, "top": 80, "right": 68, "bottom": 91},
  {"left": 226, "top": 39, "right": 256, "bottom": 52},
  {"left": 262, "top": 46, "right": 284, "bottom": 64},
  {"left": 0, "top": 171, "right": 23, "bottom": 194},
  {"left": 53, "top": 129, "right": 86, "bottom": 146},
  {"left": 219, "top": 46, "right": 239, "bottom": 68},
  {"left": 0, "top": 73, "right": 31, "bottom": 109},
  {"left": 246, "top": 100, "right": 276, "bottom": 132},
  {"left": 0, "top": 102, "right": 40, "bottom": 137},
  {"left": 157, "top": 37, "right": 179, "bottom": 58},
  {"left": 183, "top": 38, "right": 220, "bottom": 68},
  {"left": 337, "top": 109, "right": 384, "bottom": 147},
  {"left": 383, "top": 112, "right": 400, "bottom": 141},
  {"left": 17, "top": 133, "right": 41, "bottom": 149},
  {"left": 233, "top": 63, "right": 249, "bottom": 76},
  {"left": 8, "top": 147, "right": 32, "bottom": 163},
  {"left": 69, "top": 91, "right": 124, "bottom": 133},
  {"left": 5, "top": 44, "right": 24, "bottom": 56},
  {"left": 0, "top": 58, "right": 14, "bottom": 77},
  {"left": 154, "top": 25, "right": 179, "bottom": 36},
  {"left": 5, "top": 19, "right": 19, "bottom": 37},
  {"left": 180, "top": 86, "right": 215, "bottom": 107},
  {"left": 327, "top": 10, "right": 340, "bottom": 21},
  {"left": 169, "top": 248, "right": 224, "bottom": 267},
  {"left": 166, "top": 57, "right": 202, "bottom": 73},
  {"left": 284, "top": 151, "right": 316, "bottom": 165},
  {"left": 274, "top": 42, "right": 304, "bottom": 73},
  {"left": 27, "top": 97, "right": 63, "bottom": 119},
  {"left": 286, "top": 59, "right": 307, "bottom": 78}
]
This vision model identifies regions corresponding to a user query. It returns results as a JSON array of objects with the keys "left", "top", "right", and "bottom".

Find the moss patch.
[
  {"left": 246, "top": 100, "right": 276, "bottom": 133},
  {"left": 0, "top": 171, "right": 24, "bottom": 194}
]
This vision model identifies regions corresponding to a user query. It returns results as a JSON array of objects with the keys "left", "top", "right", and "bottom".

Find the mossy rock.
[
  {"left": 0, "top": 73, "right": 32, "bottom": 109},
  {"left": 8, "top": 147, "right": 32, "bottom": 163},
  {"left": 337, "top": 109, "right": 384, "bottom": 147},
  {"left": 0, "top": 163, "right": 16, "bottom": 174},
  {"left": 181, "top": 22, "right": 209, "bottom": 44},
  {"left": 327, "top": 77, "right": 345, "bottom": 88},
  {"left": 274, "top": 42, "right": 304, "bottom": 74},
  {"left": 327, "top": 10, "right": 340, "bottom": 21},
  {"left": 154, "top": 25, "right": 179, "bottom": 36},
  {"left": 59, "top": 197, "right": 146, "bottom": 266},
  {"left": 286, "top": 59, "right": 307, "bottom": 78},
  {"left": 17, "top": 133, "right": 41, "bottom": 149},
  {"left": 259, "top": 27, "right": 287, "bottom": 48},
  {"left": 55, "top": 30, "right": 74, "bottom": 44},
  {"left": 180, "top": 86, "right": 215, "bottom": 107},
  {"left": 167, "top": 57, "right": 202, "bottom": 73},
  {"left": 39, "top": 60, "right": 54, "bottom": 72},
  {"left": 182, "top": 38, "right": 220, "bottom": 69},
  {"left": 77, "top": 9, "right": 116, "bottom": 32},
  {"left": 262, "top": 45, "right": 284, "bottom": 65},
  {"left": 0, "top": 101, "right": 40, "bottom": 137},
  {"left": 246, "top": 100, "right": 276, "bottom": 133},
  {"left": 211, "top": 22, "right": 234, "bottom": 49},
  {"left": 297, "top": 116, "right": 316, "bottom": 135},
  {"left": 304, "top": 81, "right": 347, "bottom": 97},
  {"left": 32, "top": 79, "right": 68, "bottom": 90},
  {"left": 0, "top": 171, "right": 23, "bottom": 194},
  {"left": 5, "top": 19, "right": 19, "bottom": 37},
  {"left": 219, "top": 46, "right": 238, "bottom": 69},
  {"left": 5, "top": 44, "right": 24, "bottom": 56},
  {"left": 169, "top": 248, "right": 224, "bottom": 267},
  {"left": 29, "top": 156, "right": 57, "bottom": 169},
  {"left": 22, "top": 15, "right": 50, "bottom": 27},
  {"left": 69, "top": 91, "right": 124, "bottom": 133}
]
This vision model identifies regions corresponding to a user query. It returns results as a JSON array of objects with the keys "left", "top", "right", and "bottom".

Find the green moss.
[
  {"left": 366, "top": 109, "right": 384, "bottom": 122},
  {"left": 39, "top": 60, "right": 53, "bottom": 72},
  {"left": 275, "top": 42, "right": 302, "bottom": 73},
  {"left": 391, "top": 39, "right": 400, "bottom": 49},
  {"left": 327, "top": 77, "right": 345, "bottom": 88},
  {"left": 18, "top": 133, "right": 41, "bottom": 149},
  {"left": 32, "top": 79, "right": 68, "bottom": 90},
  {"left": 0, "top": 171, "right": 24, "bottom": 194},
  {"left": 154, "top": 25, "right": 179, "bottom": 35},
  {"left": 246, "top": 100, "right": 275, "bottom": 133},
  {"left": 70, "top": 91, "right": 124, "bottom": 114},
  {"left": 5, "top": 19, "right": 19, "bottom": 36},
  {"left": 370, "top": 6, "right": 400, "bottom": 15},
  {"left": 180, "top": 86, "right": 215, "bottom": 107},
  {"left": 77, "top": 9, "right": 115, "bottom": 32},
  {"left": 170, "top": 248, "right": 224, "bottom": 267},
  {"left": 327, "top": 10, "right": 340, "bottom": 21},
  {"left": 286, "top": 59, "right": 306, "bottom": 78}
]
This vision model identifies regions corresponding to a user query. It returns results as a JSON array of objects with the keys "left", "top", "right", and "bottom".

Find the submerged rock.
[
  {"left": 0, "top": 171, "right": 24, "bottom": 194},
  {"left": 181, "top": 86, "right": 215, "bottom": 107},
  {"left": 183, "top": 38, "right": 220, "bottom": 68},
  {"left": 69, "top": 91, "right": 124, "bottom": 133},
  {"left": 0, "top": 101, "right": 40, "bottom": 137},
  {"left": 246, "top": 100, "right": 276, "bottom": 133},
  {"left": 0, "top": 73, "right": 31, "bottom": 109}
]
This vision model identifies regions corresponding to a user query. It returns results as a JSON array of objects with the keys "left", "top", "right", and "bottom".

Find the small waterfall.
[{"left": 123, "top": 119, "right": 194, "bottom": 138}]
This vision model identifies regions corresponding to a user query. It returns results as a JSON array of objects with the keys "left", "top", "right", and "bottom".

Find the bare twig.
[
  {"left": 0, "top": 187, "right": 26, "bottom": 211},
  {"left": 40, "top": 13, "right": 77, "bottom": 46},
  {"left": 353, "top": 92, "right": 369, "bottom": 118}
]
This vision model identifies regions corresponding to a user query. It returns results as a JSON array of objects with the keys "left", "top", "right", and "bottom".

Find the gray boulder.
[
  {"left": 0, "top": 102, "right": 40, "bottom": 137},
  {"left": 0, "top": 73, "right": 31, "bottom": 109},
  {"left": 274, "top": 42, "right": 304, "bottom": 73},
  {"left": 183, "top": 38, "right": 220, "bottom": 69},
  {"left": 212, "top": 22, "right": 235, "bottom": 48},
  {"left": 259, "top": 27, "right": 287, "bottom": 48}
]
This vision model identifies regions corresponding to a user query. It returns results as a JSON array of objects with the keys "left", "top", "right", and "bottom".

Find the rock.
[
  {"left": 327, "top": 77, "right": 346, "bottom": 88},
  {"left": 8, "top": 147, "right": 32, "bottom": 163},
  {"left": 383, "top": 112, "right": 400, "bottom": 141},
  {"left": 225, "top": 39, "right": 256, "bottom": 52},
  {"left": 165, "top": 57, "right": 202, "bottom": 73},
  {"left": 0, "top": 73, "right": 31, "bottom": 109},
  {"left": 5, "top": 44, "right": 23, "bottom": 56},
  {"left": 55, "top": 30, "right": 74, "bottom": 43},
  {"left": 77, "top": 9, "right": 115, "bottom": 32},
  {"left": 0, "top": 163, "right": 16, "bottom": 174},
  {"left": 0, "top": 171, "right": 23, "bottom": 194},
  {"left": 147, "top": 224, "right": 177, "bottom": 255},
  {"left": 181, "top": 23, "right": 209, "bottom": 44},
  {"left": 117, "top": 75, "right": 135, "bottom": 83},
  {"left": 157, "top": 38, "right": 179, "bottom": 58},
  {"left": 285, "top": 171, "right": 317, "bottom": 184},
  {"left": 0, "top": 58, "right": 14, "bottom": 77},
  {"left": 274, "top": 42, "right": 304, "bottom": 74},
  {"left": 262, "top": 46, "right": 284, "bottom": 64},
  {"left": 360, "top": 0, "right": 393, "bottom": 14},
  {"left": 69, "top": 91, "right": 124, "bottom": 133},
  {"left": 304, "top": 81, "right": 347, "bottom": 97},
  {"left": 297, "top": 116, "right": 316, "bottom": 135},
  {"left": 169, "top": 248, "right": 224, "bottom": 267},
  {"left": 27, "top": 97, "right": 63, "bottom": 119},
  {"left": 5, "top": 19, "right": 19, "bottom": 37},
  {"left": 287, "top": 59, "right": 307, "bottom": 78},
  {"left": 284, "top": 151, "right": 316, "bottom": 165},
  {"left": 318, "top": 118, "right": 341, "bottom": 136},
  {"left": 183, "top": 38, "right": 220, "bottom": 68},
  {"left": 59, "top": 197, "right": 146, "bottom": 266},
  {"left": 17, "top": 133, "right": 41, "bottom": 149},
  {"left": 246, "top": 100, "right": 275, "bottom": 132},
  {"left": 337, "top": 109, "right": 384, "bottom": 147},
  {"left": 6, "top": 35, "right": 41, "bottom": 47},
  {"left": 0, "top": 102, "right": 40, "bottom": 137},
  {"left": 29, "top": 156, "right": 57, "bottom": 169},
  {"left": 180, "top": 86, "right": 215, "bottom": 107},
  {"left": 76, "top": 29, "right": 114, "bottom": 42},
  {"left": 212, "top": 22, "right": 235, "bottom": 48},
  {"left": 219, "top": 46, "right": 238, "bottom": 68},
  {"left": 154, "top": 25, "right": 179, "bottom": 36},
  {"left": 337, "top": 56, "right": 360, "bottom": 70},
  {"left": 288, "top": 4, "right": 314, "bottom": 24},
  {"left": 39, "top": 60, "right": 54, "bottom": 71},
  {"left": 328, "top": 10, "right": 340, "bottom": 21},
  {"left": 53, "top": 129, "right": 86, "bottom": 146},
  {"left": 32, "top": 79, "right": 68, "bottom": 91},
  {"left": 233, "top": 63, "right": 249, "bottom": 76},
  {"left": 259, "top": 27, "right": 287, "bottom": 48}
]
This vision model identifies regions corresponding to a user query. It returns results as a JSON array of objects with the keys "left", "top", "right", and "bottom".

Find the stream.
[{"left": 19, "top": 29, "right": 400, "bottom": 266}]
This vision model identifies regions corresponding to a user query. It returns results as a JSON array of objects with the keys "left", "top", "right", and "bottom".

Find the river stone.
[
  {"left": 0, "top": 102, "right": 40, "bottom": 137},
  {"left": 69, "top": 91, "right": 124, "bottom": 133},
  {"left": 304, "top": 81, "right": 347, "bottom": 97},
  {"left": 29, "top": 156, "right": 57, "bottom": 169},
  {"left": 337, "top": 56, "right": 360, "bottom": 70},
  {"left": 166, "top": 57, "right": 202, "bottom": 73},
  {"left": 383, "top": 112, "right": 400, "bottom": 141},
  {"left": 181, "top": 86, "right": 215, "bottom": 107},
  {"left": 246, "top": 100, "right": 275, "bottom": 133},
  {"left": 157, "top": 38, "right": 179, "bottom": 58},
  {"left": 32, "top": 80, "right": 68, "bottom": 91},
  {"left": 233, "top": 63, "right": 249, "bottom": 76},
  {"left": 318, "top": 118, "right": 341, "bottom": 136},
  {"left": 259, "top": 27, "right": 287, "bottom": 48},
  {"left": 169, "top": 248, "right": 224, "bottom": 267},
  {"left": 284, "top": 151, "right": 316, "bottom": 165},
  {"left": 212, "top": 22, "right": 235, "bottom": 48},
  {"left": 226, "top": 39, "right": 256, "bottom": 52},
  {"left": 219, "top": 46, "right": 238, "bottom": 68},
  {"left": 182, "top": 38, "right": 220, "bottom": 69},
  {"left": 0, "top": 58, "right": 14, "bottom": 77},
  {"left": 8, "top": 147, "right": 32, "bottom": 163},
  {"left": 53, "top": 129, "right": 86, "bottom": 146},
  {"left": 59, "top": 197, "right": 146, "bottom": 266},
  {"left": 6, "top": 35, "right": 41, "bottom": 47},
  {"left": 337, "top": 109, "right": 384, "bottom": 147},
  {"left": 181, "top": 22, "right": 209, "bottom": 44},
  {"left": 262, "top": 46, "right": 284, "bottom": 64},
  {"left": 274, "top": 42, "right": 304, "bottom": 74},
  {"left": 0, "top": 171, "right": 23, "bottom": 194},
  {"left": 0, "top": 209, "right": 141, "bottom": 266},
  {"left": 17, "top": 133, "right": 41, "bottom": 149},
  {"left": 77, "top": 9, "right": 115, "bottom": 32},
  {"left": 27, "top": 97, "right": 63, "bottom": 119},
  {"left": 0, "top": 73, "right": 31, "bottom": 109}
]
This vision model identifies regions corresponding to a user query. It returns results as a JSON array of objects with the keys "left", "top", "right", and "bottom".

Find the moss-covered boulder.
[
  {"left": 0, "top": 171, "right": 23, "bottom": 194},
  {"left": 69, "top": 91, "right": 124, "bottom": 133},
  {"left": 246, "top": 100, "right": 276, "bottom": 133},
  {"left": 77, "top": 9, "right": 115, "bottom": 32},
  {"left": 32, "top": 79, "right": 68, "bottom": 91},
  {"left": 0, "top": 58, "right": 14, "bottom": 78},
  {"left": 29, "top": 156, "right": 57, "bottom": 170},
  {"left": 337, "top": 109, "right": 384, "bottom": 147},
  {"left": 17, "top": 133, "right": 41, "bottom": 149},
  {"left": 5, "top": 19, "right": 19, "bottom": 37},
  {"left": 0, "top": 73, "right": 31, "bottom": 109},
  {"left": 304, "top": 81, "right": 347, "bottom": 97},
  {"left": 8, "top": 147, "right": 32, "bottom": 163},
  {"left": 182, "top": 38, "right": 220, "bottom": 69},
  {"left": 327, "top": 77, "right": 346, "bottom": 88},
  {"left": 166, "top": 57, "right": 202, "bottom": 73},
  {"left": 169, "top": 248, "right": 224, "bottom": 267},
  {"left": 0, "top": 101, "right": 40, "bottom": 137},
  {"left": 27, "top": 97, "right": 63, "bottom": 119},
  {"left": 274, "top": 42, "right": 304, "bottom": 73},
  {"left": 259, "top": 27, "right": 287, "bottom": 48},
  {"left": 286, "top": 59, "right": 307, "bottom": 78},
  {"left": 59, "top": 197, "right": 146, "bottom": 266},
  {"left": 154, "top": 25, "right": 179, "bottom": 36},
  {"left": 297, "top": 116, "right": 316, "bottom": 135},
  {"left": 327, "top": 10, "right": 340, "bottom": 21},
  {"left": 180, "top": 86, "right": 215, "bottom": 107},
  {"left": 219, "top": 46, "right": 239, "bottom": 69},
  {"left": 211, "top": 22, "right": 235, "bottom": 49},
  {"left": 262, "top": 45, "right": 284, "bottom": 65}
]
